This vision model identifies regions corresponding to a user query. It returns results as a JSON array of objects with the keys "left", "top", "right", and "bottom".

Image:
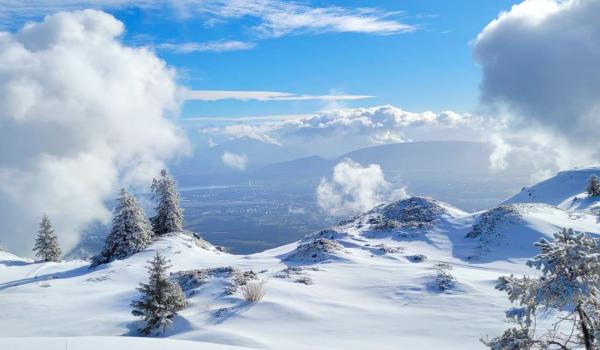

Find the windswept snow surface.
[
  {"left": 0, "top": 336, "right": 246, "bottom": 350},
  {"left": 504, "top": 166, "right": 600, "bottom": 207},
  {"left": 2, "top": 170, "right": 600, "bottom": 349}
]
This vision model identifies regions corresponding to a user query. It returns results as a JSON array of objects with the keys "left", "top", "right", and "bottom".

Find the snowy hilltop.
[{"left": 2, "top": 167, "right": 600, "bottom": 349}]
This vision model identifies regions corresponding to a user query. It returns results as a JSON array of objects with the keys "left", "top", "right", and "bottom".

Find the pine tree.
[
  {"left": 131, "top": 252, "right": 187, "bottom": 335},
  {"left": 150, "top": 169, "right": 184, "bottom": 235},
  {"left": 483, "top": 228, "right": 600, "bottom": 350},
  {"left": 32, "top": 214, "right": 62, "bottom": 262},
  {"left": 92, "top": 188, "right": 152, "bottom": 266},
  {"left": 587, "top": 175, "right": 600, "bottom": 197}
]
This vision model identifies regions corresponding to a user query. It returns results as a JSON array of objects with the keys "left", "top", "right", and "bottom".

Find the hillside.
[
  {"left": 2, "top": 168, "right": 600, "bottom": 349},
  {"left": 504, "top": 166, "right": 600, "bottom": 208}
]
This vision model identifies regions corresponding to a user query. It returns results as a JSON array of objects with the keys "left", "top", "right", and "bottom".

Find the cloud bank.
[
  {"left": 200, "top": 105, "right": 490, "bottom": 156},
  {"left": 0, "top": 10, "right": 188, "bottom": 255},
  {"left": 317, "top": 159, "right": 407, "bottom": 217},
  {"left": 474, "top": 0, "right": 600, "bottom": 173}
]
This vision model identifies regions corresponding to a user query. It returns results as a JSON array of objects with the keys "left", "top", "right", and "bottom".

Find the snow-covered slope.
[
  {"left": 3, "top": 170, "right": 600, "bottom": 349},
  {"left": 0, "top": 336, "right": 246, "bottom": 350},
  {"left": 465, "top": 203, "right": 600, "bottom": 261},
  {"left": 503, "top": 166, "right": 600, "bottom": 208}
]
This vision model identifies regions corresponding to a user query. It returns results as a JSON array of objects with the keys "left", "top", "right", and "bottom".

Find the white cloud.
[
  {"left": 317, "top": 159, "right": 408, "bottom": 217},
  {"left": 488, "top": 133, "right": 511, "bottom": 171},
  {"left": 237, "top": 3, "right": 414, "bottom": 38},
  {"left": 222, "top": 151, "right": 248, "bottom": 171},
  {"left": 370, "top": 130, "right": 406, "bottom": 144},
  {"left": 0, "top": 10, "right": 188, "bottom": 255},
  {"left": 0, "top": 1, "right": 416, "bottom": 38},
  {"left": 199, "top": 105, "right": 489, "bottom": 155},
  {"left": 158, "top": 40, "right": 255, "bottom": 53},
  {"left": 474, "top": 0, "right": 600, "bottom": 172},
  {"left": 181, "top": 90, "right": 373, "bottom": 102},
  {"left": 218, "top": 124, "right": 282, "bottom": 145}
]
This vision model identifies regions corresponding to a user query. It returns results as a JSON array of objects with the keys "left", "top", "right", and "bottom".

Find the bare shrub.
[{"left": 243, "top": 281, "right": 265, "bottom": 303}]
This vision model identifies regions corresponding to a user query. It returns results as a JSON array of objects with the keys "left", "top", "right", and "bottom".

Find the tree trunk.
[{"left": 577, "top": 304, "right": 594, "bottom": 350}]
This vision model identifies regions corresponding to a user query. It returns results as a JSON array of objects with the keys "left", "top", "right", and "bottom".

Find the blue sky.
[
  {"left": 1, "top": 1, "right": 521, "bottom": 119},
  {"left": 103, "top": 0, "right": 521, "bottom": 119}
]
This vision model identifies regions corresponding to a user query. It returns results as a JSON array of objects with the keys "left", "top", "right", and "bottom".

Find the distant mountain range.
[{"left": 172, "top": 139, "right": 534, "bottom": 211}]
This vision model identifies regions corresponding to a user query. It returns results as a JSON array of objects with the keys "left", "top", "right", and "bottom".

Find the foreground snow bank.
[{"left": 0, "top": 336, "right": 246, "bottom": 350}]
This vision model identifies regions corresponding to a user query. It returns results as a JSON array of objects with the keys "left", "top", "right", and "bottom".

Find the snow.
[
  {"left": 503, "top": 166, "right": 600, "bottom": 207},
  {"left": 2, "top": 168, "right": 600, "bottom": 349},
  {"left": 0, "top": 336, "right": 245, "bottom": 350}
]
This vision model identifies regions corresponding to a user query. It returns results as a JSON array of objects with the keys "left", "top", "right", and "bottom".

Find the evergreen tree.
[
  {"left": 587, "top": 175, "right": 600, "bottom": 197},
  {"left": 150, "top": 169, "right": 184, "bottom": 235},
  {"left": 32, "top": 214, "right": 62, "bottom": 262},
  {"left": 92, "top": 188, "right": 152, "bottom": 266},
  {"left": 131, "top": 252, "right": 187, "bottom": 335},
  {"left": 483, "top": 228, "right": 600, "bottom": 350}
]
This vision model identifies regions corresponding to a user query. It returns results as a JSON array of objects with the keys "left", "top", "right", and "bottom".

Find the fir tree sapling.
[
  {"left": 32, "top": 214, "right": 62, "bottom": 262},
  {"left": 150, "top": 169, "right": 184, "bottom": 235},
  {"left": 587, "top": 175, "right": 600, "bottom": 197},
  {"left": 482, "top": 228, "right": 600, "bottom": 350},
  {"left": 131, "top": 252, "right": 187, "bottom": 335},
  {"left": 92, "top": 188, "right": 153, "bottom": 266}
]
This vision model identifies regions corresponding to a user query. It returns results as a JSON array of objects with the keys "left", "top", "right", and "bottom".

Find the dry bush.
[{"left": 243, "top": 281, "right": 265, "bottom": 303}]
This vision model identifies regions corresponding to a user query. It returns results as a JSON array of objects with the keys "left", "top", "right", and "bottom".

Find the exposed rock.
[
  {"left": 284, "top": 238, "right": 345, "bottom": 264},
  {"left": 381, "top": 197, "right": 447, "bottom": 223},
  {"left": 274, "top": 266, "right": 321, "bottom": 285},
  {"left": 362, "top": 197, "right": 452, "bottom": 234},
  {"left": 466, "top": 205, "right": 523, "bottom": 239},
  {"left": 374, "top": 244, "right": 404, "bottom": 254},
  {"left": 274, "top": 266, "right": 322, "bottom": 279},
  {"left": 466, "top": 204, "right": 559, "bottom": 259},
  {"left": 302, "top": 229, "right": 348, "bottom": 242},
  {"left": 171, "top": 266, "right": 257, "bottom": 295},
  {"left": 408, "top": 254, "right": 427, "bottom": 263},
  {"left": 294, "top": 276, "right": 313, "bottom": 285},
  {"left": 434, "top": 263, "right": 456, "bottom": 292}
]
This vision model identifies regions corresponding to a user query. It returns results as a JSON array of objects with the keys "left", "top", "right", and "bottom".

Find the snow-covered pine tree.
[
  {"left": 587, "top": 175, "right": 600, "bottom": 197},
  {"left": 482, "top": 228, "right": 600, "bottom": 350},
  {"left": 32, "top": 214, "right": 62, "bottom": 262},
  {"left": 131, "top": 252, "right": 187, "bottom": 335},
  {"left": 91, "top": 188, "right": 153, "bottom": 267},
  {"left": 150, "top": 169, "right": 184, "bottom": 235}
]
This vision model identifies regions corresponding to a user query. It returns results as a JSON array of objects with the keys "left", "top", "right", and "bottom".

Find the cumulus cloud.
[
  {"left": 488, "top": 133, "right": 512, "bottom": 172},
  {"left": 474, "top": 0, "right": 600, "bottom": 172},
  {"left": 317, "top": 159, "right": 408, "bottom": 217},
  {"left": 200, "top": 105, "right": 490, "bottom": 156},
  {"left": 222, "top": 152, "right": 248, "bottom": 171},
  {"left": 0, "top": 10, "right": 188, "bottom": 255},
  {"left": 370, "top": 130, "right": 406, "bottom": 144}
]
